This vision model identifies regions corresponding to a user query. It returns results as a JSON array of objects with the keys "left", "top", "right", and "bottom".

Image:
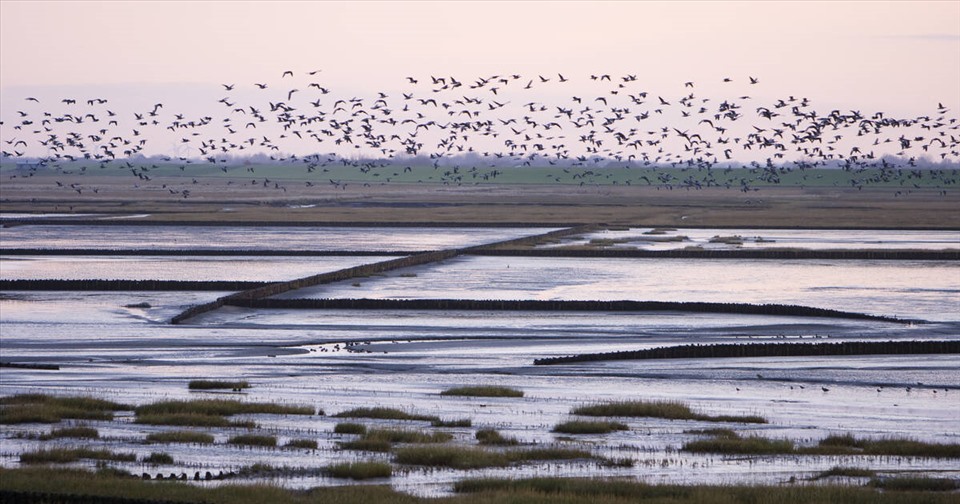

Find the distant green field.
[{"left": 2, "top": 160, "right": 956, "bottom": 190}]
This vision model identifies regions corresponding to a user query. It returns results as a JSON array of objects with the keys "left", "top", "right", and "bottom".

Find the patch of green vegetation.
[
  {"left": 332, "top": 407, "right": 439, "bottom": 422},
  {"left": 20, "top": 448, "right": 136, "bottom": 465},
  {"left": 135, "top": 413, "right": 255, "bottom": 428},
  {"left": 475, "top": 428, "right": 519, "bottom": 446},
  {"left": 284, "top": 438, "right": 318, "bottom": 449},
  {"left": 333, "top": 422, "right": 367, "bottom": 435},
  {"left": 810, "top": 466, "right": 877, "bottom": 480},
  {"left": 439, "top": 385, "right": 524, "bottom": 398},
  {"left": 4, "top": 467, "right": 960, "bottom": 503},
  {"left": 684, "top": 431, "right": 960, "bottom": 457},
  {"left": 145, "top": 430, "right": 215, "bottom": 444},
  {"left": 431, "top": 418, "right": 472, "bottom": 428},
  {"left": 135, "top": 398, "right": 313, "bottom": 417},
  {"left": 811, "top": 434, "right": 960, "bottom": 458},
  {"left": 0, "top": 394, "right": 128, "bottom": 424},
  {"left": 552, "top": 420, "right": 629, "bottom": 435},
  {"left": 340, "top": 428, "right": 452, "bottom": 452},
  {"left": 39, "top": 426, "right": 99, "bottom": 440},
  {"left": 325, "top": 461, "right": 392, "bottom": 480},
  {"left": 572, "top": 400, "right": 766, "bottom": 424},
  {"left": 188, "top": 380, "right": 250, "bottom": 390},
  {"left": 683, "top": 433, "right": 796, "bottom": 455},
  {"left": 393, "top": 445, "right": 595, "bottom": 469},
  {"left": 227, "top": 434, "right": 277, "bottom": 447},
  {"left": 142, "top": 452, "right": 174, "bottom": 465},
  {"left": 869, "top": 476, "right": 960, "bottom": 492},
  {"left": 708, "top": 235, "right": 744, "bottom": 245}
]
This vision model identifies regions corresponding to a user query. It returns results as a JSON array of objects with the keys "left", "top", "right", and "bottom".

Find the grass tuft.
[
  {"left": 332, "top": 407, "right": 438, "bottom": 422},
  {"left": 145, "top": 430, "right": 215, "bottom": 444},
  {"left": 325, "top": 461, "right": 392, "bottom": 480},
  {"left": 135, "top": 413, "right": 255, "bottom": 428},
  {"left": 142, "top": 452, "right": 174, "bottom": 465},
  {"left": 440, "top": 386, "right": 524, "bottom": 398},
  {"left": 227, "top": 434, "right": 277, "bottom": 447},
  {"left": 0, "top": 394, "right": 128, "bottom": 424},
  {"left": 394, "top": 445, "right": 595, "bottom": 469},
  {"left": 39, "top": 426, "right": 99, "bottom": 440},
  {"left": 572, "top": 400, "right": 766, "bottom": 424},
  {"left": 333, "top": 422, "right": 367, "bottom": 435},
  {"left": 475, "top": 428, "right": 520, "bottom": 446},
  {"left": 869, "top": 476, "right": 960, "bottom": 492},
  {"left": 284, "top": 438, "right": 317, "bottom": 450},
  {"left": 431, "top": 418, "right": 472, "bottom": 428},
  {"left": 188, "top": 380, "right": 250, "bottom": 390},
  {"left": 552, "top": 420, "right": 629, "bottom": 435},
  {"left": 20, "top": 448, "right": 136, "bottom": 465},
  {"left": 811, "top": 466, "right": 877, "bottom": 480}
]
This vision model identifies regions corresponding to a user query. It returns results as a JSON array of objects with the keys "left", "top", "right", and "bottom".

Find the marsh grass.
[
  {"left": 684, "top": 431, "right": 960, "bottom": 457},
  {"left": 134, "top": 398, "right": 312, "bottom": 428},
  {"left": 439, "top": 386, "right": 524, "bottom": 398},
  {"left": 811, "top": 434, "right": 960, "bottom": 458},
  {"left": 572, "top": 400, "right": 766, "bottom": 424},
  {"left": 39, "top": 426, "right": 99, "bottom": 440},
  {"left": 227, "top": 434, "right": 277, "bottom": 447},
  {"left": 332, "top": 407, "right": 438, "bottom": 422},
  {"left": 142, "top": 452, "right": 174, "bottom": 465},
  {"left": 870, "top": 476, "right": 960, "bottom": 492},
  {"left": 135, "top": 399, "right": 313, "bottom": 417},
  {"left": 188, "top": 380, "right": 250, "bottom": 390},
  {"left": 145, "top": 430, "right": 215, "bottom": 444},
  {"left": 811, "top": 466, "right": 877, "bottom": 480},
  {"left": 683, "top": 433, "right": 796, "bottom": 455},
  {"left": 20, "top": 448, "right": 136, "bottom": 465},
  {"left": 284, "top": 438, "right": 318, "bottom": 449},
  {"left": 431, "top": 418, "right": 472, "bottom": 427},
  {"left": 475, "top": 428, "right": 519, "bottom": 446},
  {"left": 333, "top": 422, "right": 367, "bottom": 435},
  {"left": 135, "top": 413, "right": 255, "bottom": 428},
  {"left": 393, "top": 445, "right": 595, "bottom": 469},
  {"left": 325, "top": 461, "right": 392, "bottom": 480},
  {"left": 0, "top": 394, "right": 128, "bottom": 424},
  {"left": 340, "top": 428, "right": 452, "bottom": 452},
  {"left": 552, "top": 420, "right": 629, "bottom": 435},
  {"left": 4, "top": 467, "right": 960, "bottom": 504}
]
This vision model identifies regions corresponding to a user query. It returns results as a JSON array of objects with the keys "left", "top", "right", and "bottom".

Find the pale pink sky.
[
  {"left": 2, "top": 1, "right": 958, "bottom": 107},
  {"left": 1, "top": 1, "right": 958, "bottom": 161}
]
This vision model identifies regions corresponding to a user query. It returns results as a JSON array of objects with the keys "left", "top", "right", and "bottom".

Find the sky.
[{"left": 1, "top": 1, "right": 958, "bottom": 163}]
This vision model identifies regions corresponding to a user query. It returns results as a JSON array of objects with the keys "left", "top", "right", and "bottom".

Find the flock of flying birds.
[{"left": 2, "top": 70, "right": 958, "bottom": 195}]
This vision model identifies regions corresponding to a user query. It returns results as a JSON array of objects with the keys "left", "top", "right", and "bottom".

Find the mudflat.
[{"left": 2, "top": 174, "right": 957, "bottom": 228}]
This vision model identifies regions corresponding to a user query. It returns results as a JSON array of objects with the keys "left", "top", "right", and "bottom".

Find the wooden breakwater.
[
  {"left": 0, "top": 279, "right": 267, "bottom": 291},
  {"left": 470, "top": 248, "right": 960, "bottom": 261},
  {"left": 225, "top": 298, "right": 912, "bottom": 324},
  {"left": 533, "top": 340, "right": 960, "bottom": 365},
  {"left": 169, "top": 225, "right": 592, "bottom": 324}
]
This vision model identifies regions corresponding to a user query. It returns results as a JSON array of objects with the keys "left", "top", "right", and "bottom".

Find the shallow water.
[
  {"left": 550, "top": 227, "right": 960, "bottom": 251},
  {"left": 1, "top": 226, "right": 958, "bottom": 494},
  {"left": 0, "top": 225, "right": 557, "bottom": 251}
]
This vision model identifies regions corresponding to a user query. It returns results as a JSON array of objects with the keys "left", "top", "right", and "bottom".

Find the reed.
[{"left": 431, "top": 418, "right": 472, "bottom": 427}]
